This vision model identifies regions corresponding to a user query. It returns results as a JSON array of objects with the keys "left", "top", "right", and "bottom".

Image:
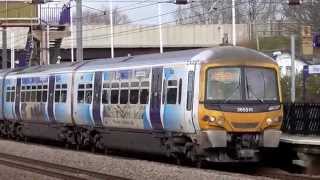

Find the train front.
[{"left": 197, "top": 49, "right": 282, "bottom": 162}]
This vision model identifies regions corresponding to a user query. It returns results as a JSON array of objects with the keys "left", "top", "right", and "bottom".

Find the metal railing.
[{"left": 282, "top": 103, "right": 320, "bottom": 136}]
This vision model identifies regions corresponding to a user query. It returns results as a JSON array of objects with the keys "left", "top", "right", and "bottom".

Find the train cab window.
[
  {"left": 140, "top": 89, "right": 149, "bottom": 104},
  {"left": 166, "top": 80, "right": 178, "bottom": 104},
  {"left": 102, "top": 90, "right": 109, "bottom": 104},
  {"left": 178, "top": 79, "right": 182, "bottom": 104},
  {"left": 111, "top": 90, "right": 119, "bottom": 104},
  {"left": 120, "top": 90, "right": 129, "bottom": 104},
  {"left": 130, "top": 89, "right": 139, "bottom": 104}
]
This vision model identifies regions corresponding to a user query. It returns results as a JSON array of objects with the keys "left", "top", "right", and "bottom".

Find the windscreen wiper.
[
  {"left": 245, "top": 76, "right": 264, "bottom": 103},
  {"left": 223, "top": 84, "right": 240, "bottom": 103}
]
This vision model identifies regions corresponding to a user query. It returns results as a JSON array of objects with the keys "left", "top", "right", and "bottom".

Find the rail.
[
  {"left": 282, "top": 103, "right": 320, "bottom": 136},
  {"left": 0, "top": 152, "right": 126, "bottom": 180}
]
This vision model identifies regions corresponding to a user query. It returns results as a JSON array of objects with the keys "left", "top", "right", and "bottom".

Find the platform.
[{"left": 281, "top": 133, "right": 320, "bottom": 146}]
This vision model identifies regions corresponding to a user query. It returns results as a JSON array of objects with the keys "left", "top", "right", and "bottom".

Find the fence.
[{"left": 282, "top": 103, "right": 320, "bottom": 136}]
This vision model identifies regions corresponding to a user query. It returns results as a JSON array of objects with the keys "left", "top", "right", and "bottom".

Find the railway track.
[
  {"left": 252, "top": 167, "right": 320, "bottom": 180},
  {"left": 0, "top": 152, "right": 127, "bottom": 180}
]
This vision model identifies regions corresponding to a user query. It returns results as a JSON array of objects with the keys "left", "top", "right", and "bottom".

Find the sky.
[{"left": 49, "top": 0, "right": 178, "bottom": 25}]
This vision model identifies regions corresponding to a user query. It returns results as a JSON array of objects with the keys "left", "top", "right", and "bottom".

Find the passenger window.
[
  {"left": 42, "top": 91, "right": 48, "bottom": 102},
  {"left": 166, "top": 80, "right": 178, "bottom": 104},
  {"left": 102, "top": 90, "right": 109, "bottom": 104},
  {"left": 77, "top": 91, "right": 84, "bottom": 103},
  {"left": 6, "top": 92, "right": 10, "bottom": 102},
  {"left": 140, "top": 89, "right": 149, "bottom": 104},
  {"left": 130, "top": 89, "right": 139, "bottom": 104},
  {"left": 167, "top": 88, "right": 177, "bottom": 104},
  {"left": 85, "top": 91, "right": 92, "bottom": 104},
  {"left": 31, "top": 91, "right": 36, "bottom": 102},
  {"left": 11, "top": 92, "right": 15, "bottom": 102},
  {"left": 186, "top": 71, "right": 194, "bottom": 110},
  {"left": 26, "top": 91, "right": 31, "bottom": 102},
  {"left": 21, "top": 92, "right": 26, "bottom": 102},
  {"left": 55, "top": 91, "right": 60, "bottom": 102},
  {"left": 60, "top": 90, "right": 67, "bottom": 103},
  {"left": 36, "top": 91, "right": 42, "bottom": 102},
  {"left": 111, "top": 90, "right": 119, "bottom": 104},
  {"left": 178, "top": 79, "right": 182, "bottom": 104},
  {"left": 120, "top": 90, "right": 129, "bottom": 104}
]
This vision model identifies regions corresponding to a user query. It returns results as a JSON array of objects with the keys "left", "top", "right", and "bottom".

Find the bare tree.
[{"left": 282, "top": 1, "right": 320, "bottom": 33}]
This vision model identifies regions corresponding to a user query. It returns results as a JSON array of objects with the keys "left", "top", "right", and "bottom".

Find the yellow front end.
[{"left": 195, "top": 60, "right": 283, "bottom": 162}]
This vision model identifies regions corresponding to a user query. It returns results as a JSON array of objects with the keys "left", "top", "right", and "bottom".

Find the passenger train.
[{"left": 0, "top": 46, "right": 283, "bottom": 163}]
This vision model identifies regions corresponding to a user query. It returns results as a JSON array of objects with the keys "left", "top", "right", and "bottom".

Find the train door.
[
  {"left": 3, "top": 78, "right": 16, "bottom": 121},
  {"left": 162, "top": 66, "right": 194, "bottom": 132},
  {"left": 47, "top": 75, "right": 56, "bottom": 123},
  {"left": 73, "top": 72, "right": 94, "bottom": 126},
  {"left": 54, "top": 74, "right": 72, "bottom": 124},
  {"left": 15, "top": 78, "right": 21, "bottom": 121},
  {"left": 150, "top": 67, "right": 163, "bottom": 130},
  {"left": 92, "top": 71, "right": 103, "bottom": 127}
]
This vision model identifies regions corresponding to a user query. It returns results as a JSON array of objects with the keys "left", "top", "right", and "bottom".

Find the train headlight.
[
  {"left": 203, "top": 115, "right": 216, "bottom": 123},
  {"left": 266, "top": 118, "right": 273, "bottom": 125},
  {"left": 266, "top": 116, "right": 282, "bottom": 126}
]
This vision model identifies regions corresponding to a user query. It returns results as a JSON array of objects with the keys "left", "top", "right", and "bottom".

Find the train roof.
[{"left": 3, "top": 46, "right": 277, "bottom": 77}]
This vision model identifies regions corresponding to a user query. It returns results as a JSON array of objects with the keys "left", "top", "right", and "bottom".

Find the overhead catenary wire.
[{"left": 63, "top": 0, "right": 250, "bottom": 43}]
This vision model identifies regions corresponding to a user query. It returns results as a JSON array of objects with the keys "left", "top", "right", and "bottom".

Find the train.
[{"left": 0, "top": 46, "right": 283, "bottom": 164}]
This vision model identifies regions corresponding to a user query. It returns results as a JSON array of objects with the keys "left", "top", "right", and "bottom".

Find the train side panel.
[{"left": 3, "top": 78, "right": 16, "bottom": 121}]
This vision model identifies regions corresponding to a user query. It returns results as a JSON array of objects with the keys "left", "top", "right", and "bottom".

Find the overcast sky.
[{"left": 49, "top": 0, "right": 178, "bottom": 25}]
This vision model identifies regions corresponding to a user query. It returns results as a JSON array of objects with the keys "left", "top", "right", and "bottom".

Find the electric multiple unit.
[{"left": 0, "top": 46, "right": 283, "bottom": 162}]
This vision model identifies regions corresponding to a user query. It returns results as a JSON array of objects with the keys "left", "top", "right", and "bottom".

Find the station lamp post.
[{"left": 158, "top": 0, "right": 191, "bottom": 54}]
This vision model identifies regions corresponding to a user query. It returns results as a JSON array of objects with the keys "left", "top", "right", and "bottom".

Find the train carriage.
[{"left": 0, "top": 46, "right": 283, "bottom": 163}]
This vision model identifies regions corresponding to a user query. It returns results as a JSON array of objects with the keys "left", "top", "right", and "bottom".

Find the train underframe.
[{"left": 0, "top": 119, "right": 281, "bottom": 164}]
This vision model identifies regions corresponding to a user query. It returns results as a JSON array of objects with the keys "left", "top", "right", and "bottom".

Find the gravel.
[
  {"left": 0, "top": 139, "right": 273, "bottom": 180},
  {"left": 0, "top": 163, "right": 58, "bottom": 180}
]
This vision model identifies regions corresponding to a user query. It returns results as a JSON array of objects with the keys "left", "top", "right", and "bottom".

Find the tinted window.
[
  {"left": 37, "top": 91, "right": 42, "bottom": 102},
  {"left": 6, "top": 92, "right": 10, "bottom": 102},
  {"left": 77, "top": 91, "right": 84, "bottom": 103},
  {"left": 55, "top": 91, "right": 60, "bottom": 102},
  {"left": 31, "top": 91, "right": 36, "bottom": 102},
  {"left": 85, "top": 91, "right": 92, "bottom": 104},
  {"left": 130, "top": 89, "right": 139, "bottom": 104},
  {"left": 26, "top": 91, "right": 31, "bottom": 102},
  {"left": 178, "top": 79, "right": 182, "bottom": 104},
  {"left": 102, "top": 90, "right": 109, "bottom": 104},
  {"left": 167, "top": 88, "right": 177, "bottom": 104},
  {"left": 61, "top": 90, "right": 67, "bottom": 103},
  {"left": 140, "top": 89, "right": 149, "bottom": 104},
  {"left": 111, "top": 90, "right": 119, "bottom": 104},
  {"left": 120, "top": 90, "right": 129, "bottom": 104},
  {"left": 21, "top": 92, "right": 26, "bottom": 102},
  {"left": 42, "top": 91, "right": 48, "bottom": 102}
]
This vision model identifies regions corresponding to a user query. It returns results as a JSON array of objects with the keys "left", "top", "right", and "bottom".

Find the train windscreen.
[{"left": 206, "top": 67, "right": 278, "bottom": 103}]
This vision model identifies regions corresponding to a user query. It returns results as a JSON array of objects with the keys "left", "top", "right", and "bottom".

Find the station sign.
[{"left": 304, "top": 65, "right": 320, "bottom": 75}]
